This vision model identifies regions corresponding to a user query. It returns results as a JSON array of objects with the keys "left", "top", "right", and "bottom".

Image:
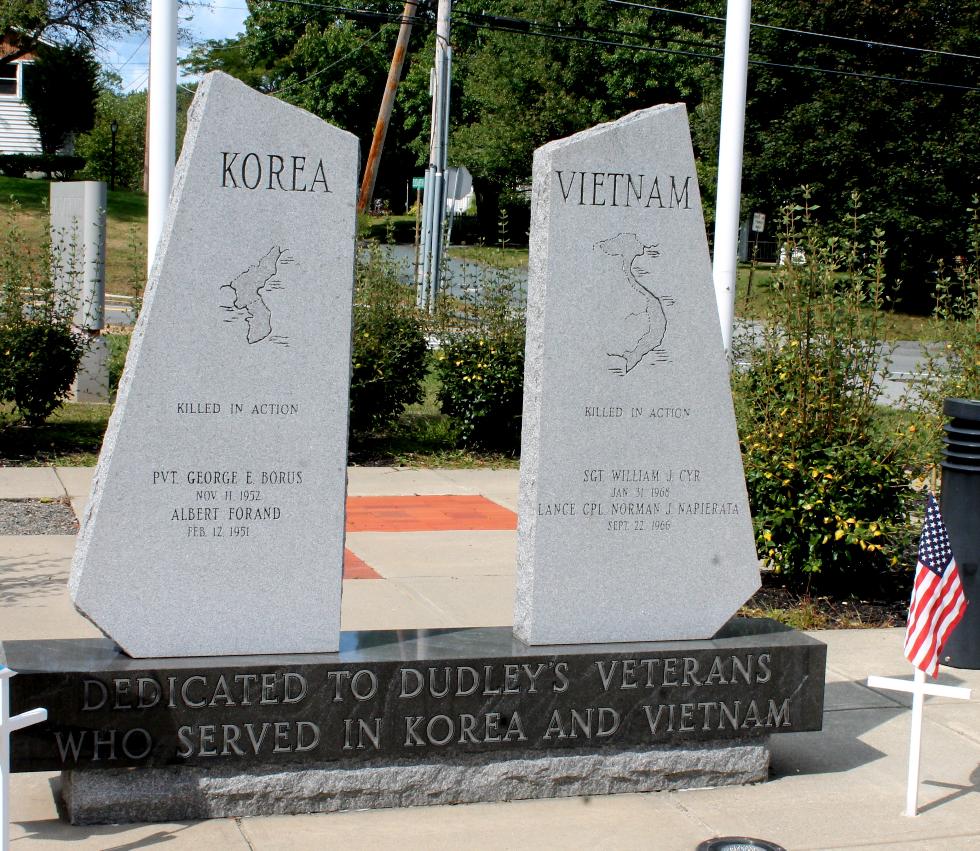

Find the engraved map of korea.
[
  {"left": 219, "top": 246, "right": 293, "bottom": 345},
  {"left": 596, "top": 233, "right": 672, "bottom": 375}
]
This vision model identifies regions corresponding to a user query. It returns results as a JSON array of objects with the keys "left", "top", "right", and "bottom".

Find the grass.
[
  {"left": 733, "top": 264, "right": 941, "bottom": 341},
  {"left": 0, "top": 176, "right": 147, "bottom": 299},
  {"left": 0, "top": 402, "right": 111, "bottom": 467},
  {"left": 447, "top": 245, "right": 529, "bottom": 269},
  {"left": 358, "top": 213, "right": 418, "bottom": 244}
]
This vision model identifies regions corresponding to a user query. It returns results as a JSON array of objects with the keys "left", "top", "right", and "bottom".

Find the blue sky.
[{"left": 98, "top": 2, "right": 250, "bottom": 92}]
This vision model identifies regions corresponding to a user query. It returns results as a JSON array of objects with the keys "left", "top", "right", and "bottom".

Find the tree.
[
  {"left": 185, "top": 1, "right": 420, "bottom": 209},
  {"left": 75, "top": 78, "right": 147, "bottom": 190},
  {"left": 0, "top": 1, "right": 146, "bottom": 66},
  {"left": 399, "top": 0, "right": 718, "bottom": 237},
  {"left": 735, "top": 1, "right": 980, "bottom": 309},
  {"left": 22, "top": 43, "right": 100, "bottom": 154}
]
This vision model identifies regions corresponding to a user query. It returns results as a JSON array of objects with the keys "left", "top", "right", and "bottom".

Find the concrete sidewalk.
[{"left": 1, "top": 466, "right": 978, "bottom": 850}]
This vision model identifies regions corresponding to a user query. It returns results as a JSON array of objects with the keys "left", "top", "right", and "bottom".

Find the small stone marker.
[
  {"left": 0, "top": 668, "right": 47, "bottom": 851},
  {"left": 50, "top": 181, "right": 110, "bottom": 402},
  {"left": 69, "top": 72, "right": 358, "bottom": 657},
  {"left": 50, "top": 181, "right": 106, "bottom": 331},
  {"left": 515, "top": 105, "right": 760, "bottom": 645}
]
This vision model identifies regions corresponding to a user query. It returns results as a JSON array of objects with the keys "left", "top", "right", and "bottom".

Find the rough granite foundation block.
[{"left": 61, "top": 741, "right": 770, "bottom": 824}]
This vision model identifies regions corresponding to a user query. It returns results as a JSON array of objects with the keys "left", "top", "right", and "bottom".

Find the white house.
[{"left": 0, "top": 34, "right": 42, "bottom": 154}]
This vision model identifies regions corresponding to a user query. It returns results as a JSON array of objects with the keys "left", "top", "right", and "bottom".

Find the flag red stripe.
[{"left": 907, "top": 575, "right": 963, "bottom": 665}]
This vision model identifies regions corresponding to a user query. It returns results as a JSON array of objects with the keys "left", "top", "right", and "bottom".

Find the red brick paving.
[
  {"left": 341, "top": 495, "right": 517, "bottom": 578},
  {"left": 345, "top": 495, "right": 517, "bottom": 533},
  {"left": 343, "top": 548, "right": 382, "bottom": 580}
]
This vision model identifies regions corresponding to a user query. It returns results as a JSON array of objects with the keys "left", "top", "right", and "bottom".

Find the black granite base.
[{"left": 1, "top": 619, "right": 825, "bottom": 775}]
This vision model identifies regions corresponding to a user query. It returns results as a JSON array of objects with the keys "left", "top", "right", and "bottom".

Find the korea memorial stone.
[
  {"left": 69, "top": 72, "right": 358, "bottom": 657},
  {"left": 515, "top": 105, "right": 761, "bottom": 645}
]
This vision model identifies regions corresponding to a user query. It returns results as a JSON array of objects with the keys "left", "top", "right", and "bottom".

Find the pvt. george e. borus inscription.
[
  {"left": 69, "top": 72, "right": 358, "bottom": 658},
  {"left": 515, "top": 105, "right": 761, "bottom": 645}
]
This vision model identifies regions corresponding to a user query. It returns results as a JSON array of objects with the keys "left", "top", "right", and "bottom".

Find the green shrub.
[
  {"left": 0, "top": 201, "right": 87, "bottom": 427},
  {"left": 349, "top": 242, "right": 428, "bottom": 434},
  {"left": 733, "top": 192, "right": 915, "bottom": 594},
  {"left": 0, "top": 321, "right": 86, "bottom": 426},
  {"left": 433, "top": 264, "right": 526, "bottom": 452},
  {"left": 0, "top": 154, "right": 85, "bottom": 179},
  {"left": 435, "top": 332, "right": 525, "bottom": 450}
]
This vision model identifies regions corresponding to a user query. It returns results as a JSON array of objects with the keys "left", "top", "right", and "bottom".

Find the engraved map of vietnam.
[{"left": 219, "top": 246, "right": 292, "bottom": 345}]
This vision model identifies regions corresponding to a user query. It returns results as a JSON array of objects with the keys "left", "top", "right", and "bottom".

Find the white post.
[
  {"left": 905, "top": 667, "right": 926, "bottom": 817},
  {"left": 147, "top": 0, "right": 179, "bottom": 275},
  {"left": 712, "top": 0, "right": 752, "bottom": 354},
  {"left": 867, "top": 669, "right": 972, "bottom": 817},
  {"left": 1, "top": 668, "right": 47, "bottom": 851}
]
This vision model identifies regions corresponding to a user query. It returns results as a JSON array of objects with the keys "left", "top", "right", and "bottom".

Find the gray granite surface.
[
  {"left": 69, "top": 72, "right": 358, "bottom": 657},
  {"left": 61, "top": 741, "right": 769, "bottom": 824},
  {"left": 515, "top": 105, "right": 760, "bottom": 645}
]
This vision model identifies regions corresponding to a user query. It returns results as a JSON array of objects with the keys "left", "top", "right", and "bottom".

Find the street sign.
[
  {"left": 751, "top": 212, "right": 766, "bottom": 233},
  {"left": 412, "top": 177, "right": 425, "bottom": 190},
  {"left": 445, "top": 166, "right": 473, "bottom": 200}
]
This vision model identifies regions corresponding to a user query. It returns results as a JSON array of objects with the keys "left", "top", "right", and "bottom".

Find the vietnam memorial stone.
[
  {"left": 69, "top": 72, "right": 358, "bottom": 657},
  {"left": 515, "top": 105, "right": 761, "bottom": 645}
]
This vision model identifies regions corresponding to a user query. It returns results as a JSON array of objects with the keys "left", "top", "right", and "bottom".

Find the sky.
[{"left": 97, "top": 2, "right": 251, "bottom": 92}]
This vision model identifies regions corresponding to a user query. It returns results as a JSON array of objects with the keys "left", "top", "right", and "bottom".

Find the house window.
[{"left": 0, "top": 63, "right": 18, "bottom": 97}]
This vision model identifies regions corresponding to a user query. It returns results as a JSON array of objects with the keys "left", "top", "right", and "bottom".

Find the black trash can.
[{"left": 939, "top": 397, "right": 980, "bottom": 669}]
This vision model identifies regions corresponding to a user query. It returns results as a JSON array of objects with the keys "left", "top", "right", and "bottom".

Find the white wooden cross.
[
  {"left": 0, "top": 667, "right": 47, "bottom": 851},
  {"left": 867, "top": 668, "right": 972, "bottom": 817}
]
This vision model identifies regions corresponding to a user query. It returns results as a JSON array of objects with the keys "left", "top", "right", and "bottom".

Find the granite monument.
[
  {"left": 68, "top": 72, "right": 359, "bottom": 657},
  {"left": 515, "top": 105, "right": 761, "bottom": 645},
  {"left": 0, "top": 100, "right": 826, "bottom": 826}
]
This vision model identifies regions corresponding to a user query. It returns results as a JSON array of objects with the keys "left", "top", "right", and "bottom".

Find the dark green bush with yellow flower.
[
  {"left": 349, "top": 242, "right": 428, "bottom": 434},
  {"left": 733, "top": 193, "right": 916, "bottom": 594},
  {"left": 433, "top": 268, "right": 525, "bottom": 451},
  {"left": 435, "top": 331, "right": 525, "bottom": 450}
]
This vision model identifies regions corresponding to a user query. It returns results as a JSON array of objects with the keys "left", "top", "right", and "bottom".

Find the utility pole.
[
  {"left": 417, "top": 0, "right": 451, "bottom": 314},
  {"left": 147, "top": 0, "right": 178, "bottom": 275},
  {"left": 357, "top": 1, "right": 418, "bottom": 214},
  {"left": 712, "top": 0, "right": 751, "bottom": 355}
]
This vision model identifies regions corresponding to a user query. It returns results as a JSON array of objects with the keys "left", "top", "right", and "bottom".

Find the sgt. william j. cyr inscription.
[
  {"left": 70, "top": 72, "right": 358, "bottom": 657},
  {"left": 515, "top": 105, "right": 760, "bottom": 645}
]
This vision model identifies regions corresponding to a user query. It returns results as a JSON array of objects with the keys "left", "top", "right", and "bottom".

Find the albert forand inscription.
[
  {"left": 220, "top": 152, "right": 331, "bottom": 192},
  {"left": 4, "top": 629, "right": 826, "bottom": 771},
  {"left": 220, "top": 246, "right": 293, "bottom": 345},
  {"left": 596, "top": 233, "right": 673, "bottom": 375}
]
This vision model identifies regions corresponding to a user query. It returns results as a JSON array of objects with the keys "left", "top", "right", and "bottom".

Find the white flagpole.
[
  {"left": 905, "top": 667, "right": 927, "bottom": 817},
  {"left": 147, "top": 0, "right": 179, "bottom": 274},
  {"left": 712, "top": 0, "right": 752, "bottom": 354}
]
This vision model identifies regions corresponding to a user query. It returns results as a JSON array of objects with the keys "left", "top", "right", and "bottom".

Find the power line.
[
  {"left": 451, "top": 12, "right": 980, "bottom": 93},
  {"left": 269, "top": 20, "right": 390, "bottom": 93},
  {"left": 199, "top": 0, "right": 980, "bottom": 94},
  {"left": 607, "top": 0, "right": 980, "bottom": 63}
]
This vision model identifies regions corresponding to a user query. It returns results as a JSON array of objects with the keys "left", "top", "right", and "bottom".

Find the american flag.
[{"left": 904, "top": 493, "right": 968, "bottom": 677}]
